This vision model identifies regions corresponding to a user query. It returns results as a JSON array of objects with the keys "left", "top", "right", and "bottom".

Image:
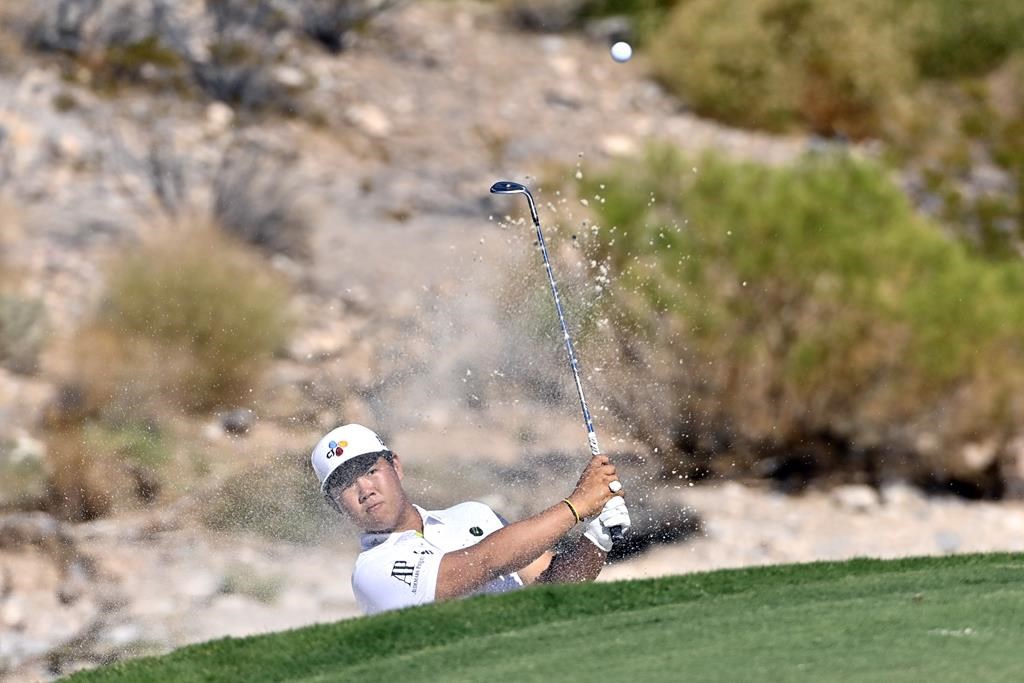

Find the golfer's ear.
[{"left": 391, "top": 453, "right": 404, "bottom": 480}]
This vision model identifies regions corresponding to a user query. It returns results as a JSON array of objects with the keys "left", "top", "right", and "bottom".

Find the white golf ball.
[{"left": 610, "top": 41, "right": 632, "bottom": 63}]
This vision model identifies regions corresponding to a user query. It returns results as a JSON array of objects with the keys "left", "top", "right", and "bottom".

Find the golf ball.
[{"left": 610, "top": 41, "right": 632, "bottom": 63}]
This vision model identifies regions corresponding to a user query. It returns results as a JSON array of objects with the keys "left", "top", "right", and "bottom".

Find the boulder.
[
  {"left": 0, "top": 433, "right": 48, "bottom": 510},
  {"left": 830, "top": 484, "right": 880, "bottom": 513}
]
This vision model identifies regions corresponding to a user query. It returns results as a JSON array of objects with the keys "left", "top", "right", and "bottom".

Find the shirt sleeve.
[{"left": 352, "top": 537, "right": 442, "bottom": 615}]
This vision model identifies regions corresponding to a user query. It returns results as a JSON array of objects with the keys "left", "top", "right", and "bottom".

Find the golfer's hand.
[
  {"left": 583, "top": 496, "right": 631, "bottom": 552},
  {"left": 567, "top": 454, "right": 621, "bottom": 519}
]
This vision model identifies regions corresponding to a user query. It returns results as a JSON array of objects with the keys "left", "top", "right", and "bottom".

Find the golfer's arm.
[
  {"left": 533, "top": 537, "right": 606, "bottom": 584},
  {"left": 434, "top": 501, "right": 577, "bottom": 600}
]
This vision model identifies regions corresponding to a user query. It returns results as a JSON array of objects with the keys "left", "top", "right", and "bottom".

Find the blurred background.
[{"left": 2, "top": 0, "right": 1024, "bottom": 679}]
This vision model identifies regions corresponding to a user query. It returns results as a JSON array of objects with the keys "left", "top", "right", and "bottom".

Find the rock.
[
  {"left": 949, "top": 438, "right": 999, "bottom": 479},
  {"left": 285, "top": 318, "right": 354, "bottom": 361},
  {"left": 0, "top": 432, "right": 48, "bottom": 509},
  {"left": 181, "top": 571, "right": 223, "bottom": 603},
  {"left": 935, "top": 530, "right": 961, "bottom": 554},
  {"left": 272, "top": 65, "right": 307, "bottom": 89},
  {"left": 345, "top": 104, "right": 392, "bottom": 137},
  {"left": 1000, "top": 435, "right": 1024, "bottom": 499},
  {"left": 879, "top": 481, "right": 924, "bottom": 507},
  {"left": 221, "top": 408, "right": 257, "bottom": 436},
  {"left": 600, "top": 134, "right": 637, "bottom": 156},
  {"left": 205, "top": 102, "right": 235, "bottom": 133},
  {"left": 99, "top": 623, "right": 143, "bottom": 650},
  {"left": 830, "top": 484, "right": 879, "bottom": 513},
  {"left": 1, "top": 596, "right": 25, "bottom": 629}
]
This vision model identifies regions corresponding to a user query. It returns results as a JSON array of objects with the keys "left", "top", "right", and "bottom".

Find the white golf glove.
[{"left": 583, "top": 496, "right": 631, "bottom": 552}]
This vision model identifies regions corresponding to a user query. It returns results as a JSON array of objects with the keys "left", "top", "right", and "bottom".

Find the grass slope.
[{"left": 67, "top": 553, "right": 1024, "bottom": 682}]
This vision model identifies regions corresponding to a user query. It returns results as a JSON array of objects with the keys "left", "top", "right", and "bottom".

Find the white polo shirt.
[{"left": 352, "top": 502, "right": 524, "bottom": 615}]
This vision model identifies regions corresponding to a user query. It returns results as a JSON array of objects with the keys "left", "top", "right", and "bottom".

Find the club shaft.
[
  {"left": 496, "top": 181, "right": 625, "bottom": 543},
  {"left": 528, "top": 204, "right": 600, "bottom": 456}
]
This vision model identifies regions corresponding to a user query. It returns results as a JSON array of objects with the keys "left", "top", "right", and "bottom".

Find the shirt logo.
[
  {"left": 391, "top": 560, "right": 415, "bottom": 586},
  {"left": 469, "top": 526, "right": 483, "bottom": 537}
]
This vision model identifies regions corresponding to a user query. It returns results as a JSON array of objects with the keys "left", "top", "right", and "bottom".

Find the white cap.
[{"left": 311, "top": 424, "right": 389, "bottom": 494}]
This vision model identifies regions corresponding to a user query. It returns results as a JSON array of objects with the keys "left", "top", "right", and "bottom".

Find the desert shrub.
[
  {"left": 0, "top": 295, "right": 47, "bottom": 375},
  {"left": 23, "top": 0, "right": 305, "bottom": 113},
  {"left": 44, "top": 424, "right": 117, "bottom": 522},
  {"left": 23, "top": 0, "right": 401, "bottom": 109},
  {"left": 41, "top": 411, "right": 175, "bottom": 521},
  {"left": 649, "top": 0, "right": 913, "bottom": 138},
  {"left": 213, "top": 142, "right": 312, "bottom": 259},
  {"left": 904, "top": 0, "right": 1024, "bottom": 79},
  {"left": 499, "top": 0, "right": 589, "bottom": 32},
  {"left": 190, "top": 39, "right": 300, "bottom": 114},
  {"left": 97, "top": 225, "right": 293, "bottom": 411},
  {"left": 0, "top": 1, "right": 27, "bottom": 70},
  {"left": 0, "top": 203, "right": 48, "bottom": 375},
  {"left": 571, "top": 146, "right": 1024, "bottom": 482},
  {"left": 887, "top": 56, "right": 1024, "bottom": 258},
  {"left": 501, "top": 0, "right": 676, "bottom": 39},
  {"left": 298, "top": 0, "right": 404, "bottom": 53},
  {"left": 93, "top": 34, "right": 187, "bottom": 90}
]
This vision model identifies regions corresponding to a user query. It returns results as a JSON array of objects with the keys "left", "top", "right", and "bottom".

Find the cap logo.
[
  {"left": 469, "top": 526, "right": 483, "bottom": 537},
  {"left": 326, "top": 440, "right": 349, "bottom": 459}
]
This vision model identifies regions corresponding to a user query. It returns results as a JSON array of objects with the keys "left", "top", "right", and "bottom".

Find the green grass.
[{"left": 67, "top": 553, "right": 1024, "bottom": 682}]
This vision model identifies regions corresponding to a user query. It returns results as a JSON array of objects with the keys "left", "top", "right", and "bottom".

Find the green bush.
[
  {"left": 99, "top": 226, "right": 292, "bottom": 411},
  {"left": 886, "top": 56, "right": 1024, "bottom": 257},
  {"left": 649, "top": 0, "right": 913, "bottom": 138},
  {"left": 573, "top": 147, "right": 1024, "bottom": 473},
  {"left": 905, "top": 0, "right": 1024, "bottom": 79}
]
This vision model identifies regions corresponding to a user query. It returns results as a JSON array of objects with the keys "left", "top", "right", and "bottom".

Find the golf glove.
[{"left": 583, "top": 496, "right": 631, "bottom": 552}]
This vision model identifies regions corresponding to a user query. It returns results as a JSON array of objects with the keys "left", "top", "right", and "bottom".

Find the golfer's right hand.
[{"left": 567, "top": 454, "right": 621, "bottom": 519}]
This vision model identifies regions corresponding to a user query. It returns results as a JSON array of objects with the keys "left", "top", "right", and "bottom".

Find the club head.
[{"left": 490, "top": 180, "right": 529, "bottom": 195}]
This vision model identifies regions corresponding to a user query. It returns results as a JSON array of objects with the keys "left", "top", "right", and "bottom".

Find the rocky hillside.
[{"left": 3, "top": 1, "right": 1024, "bottom": 680}]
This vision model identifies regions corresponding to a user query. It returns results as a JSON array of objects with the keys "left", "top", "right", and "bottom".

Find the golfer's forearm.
[
  {"left": 474, "top": 501, "right": 578, "bottom": 576},
  {"left": 436, "top": 500, "right": 576, "bottom": 599},
  {"left": 536, "top": 537, "right": 606, "bottom": 583}
]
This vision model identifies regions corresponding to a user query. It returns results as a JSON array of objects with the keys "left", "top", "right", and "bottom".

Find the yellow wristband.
[{"left": 562, "top": 498, "right": 581, "bottom": 524}]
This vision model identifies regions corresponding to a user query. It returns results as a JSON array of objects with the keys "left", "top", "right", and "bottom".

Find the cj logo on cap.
[{"left": 326, "top": 440, "right": 348, "bottom": 459}]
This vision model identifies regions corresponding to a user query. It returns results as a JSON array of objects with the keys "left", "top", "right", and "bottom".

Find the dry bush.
[
  {"left": 49, "top": 221, "right": 292, "bottom": 418},
  {"left": 0, "top": 201, "right": 48, "bottom": 375},
  {"left": 41, "top": 224, "right": 293, "bottom": 521},
  {"left": 298, "top": 0, "right": 406, "bottom": 53},
  {"left": 0, "top": 1, "right": 30, "bottom": 70},
  {"left": 20, "top": 0, "right": 403, "bottom": 114},
  {"left": 95, "top": 223, "right": 294, "bottom": 412},
  {"left": 499, "top": 0, "right": 589, "bottom": 32},
  {"left": 40, "top": 378, "right": 174, "bottom": 522},
  {"left": 650, "top": 0, "right": 914, "bottom": 138},
  {"left": 213, "top": 142, "right": 313, "bottom": 259}
]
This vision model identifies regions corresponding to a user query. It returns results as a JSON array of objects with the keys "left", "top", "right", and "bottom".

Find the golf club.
[{"left": 490, "top": 180, "right": 626, "bottom": 542}]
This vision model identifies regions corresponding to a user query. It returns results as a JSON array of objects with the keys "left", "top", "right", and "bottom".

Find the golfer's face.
[{"left": 332, "top": 456, "right": 405, "bottom": 531}]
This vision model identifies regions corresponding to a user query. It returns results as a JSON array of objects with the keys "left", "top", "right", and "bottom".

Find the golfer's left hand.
[{"left": 583, "top": 496, "right": 631, "bottom": 552}]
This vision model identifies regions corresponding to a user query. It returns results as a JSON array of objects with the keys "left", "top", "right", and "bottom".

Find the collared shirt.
[{"left": 352, "top": 502, "right": 523, "bottom": 615}]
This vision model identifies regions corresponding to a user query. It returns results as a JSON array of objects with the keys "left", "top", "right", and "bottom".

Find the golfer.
[{"left": 311, "top": 423, "right": 631, "bottom": 614}]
